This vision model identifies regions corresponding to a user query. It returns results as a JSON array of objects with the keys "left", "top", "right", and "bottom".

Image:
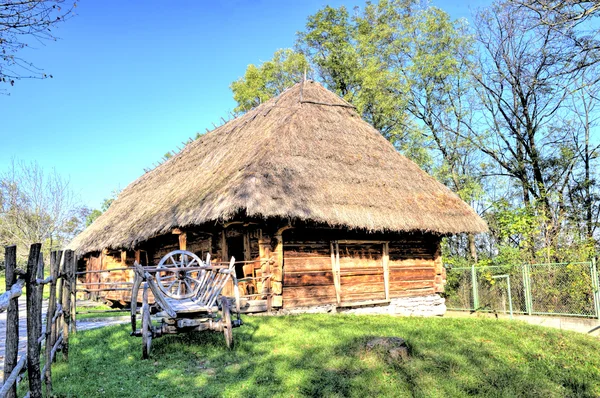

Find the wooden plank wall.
[
  {"left": 338, "top": 242, "right": 385, "bottom": 302},
  {"left": 282, "top": 240, "right": 337, "bottom": 308},
  {"left": 388, "top": 236, "right": 439, "bottom": 298}
]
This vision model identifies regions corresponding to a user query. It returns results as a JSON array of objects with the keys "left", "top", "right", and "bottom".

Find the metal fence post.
[
  {"left": 471, "top": 264, "right": 479, "bottom": 310},
  {"left": 591, "top": 258, "right": 600, "bottom": 320},
  {"left": 522, "top": 263, "right": 533, "bottom": 315}
]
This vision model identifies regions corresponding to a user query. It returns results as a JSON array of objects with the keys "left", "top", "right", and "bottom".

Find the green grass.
[
  {"left": 76, "top": 304, "right": 129, "bottom": 320},
  {"left": 47, "top": 315, "right": 600, "bottom": 397}
]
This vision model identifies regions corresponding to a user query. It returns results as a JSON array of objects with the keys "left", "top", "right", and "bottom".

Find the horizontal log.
[
  {"left": 340, "top": 291, "right": 387, "bottom": 301},
  {"left": 338, "top": 260, "right": 383, "bottom": 268},
  {"left": 389, "top": 287, "right": 436, "bottom": 298},
  {"left": 35, "top": 275, "right": 55, "bottom": 285},
  {"left": 338, "top": 299, "right": 390, "bottom": 308},
  {"left": 337, "top": 240, "right": 389, "bottom": 244},
  {"left": 76, "top": 267, "right": 130, "bottom": 275},
  {"left": 340, "top": 282, "right": 385, "bottom": 295},
  {"left": 340, "top": 274, "right": 384, "bottom": 285},
  {"left": 283, "top": 285, "right": 337, "bottom": 299},
  {"left": 284, "top": 272, "right": 334, "bottom": 287},
  {"left": 77, "top": 288, "right": 131, "bottom": 292},
  {"left": 388, "top": 260, "right": 435, "bottom": 268},
  {"left": 284, "top": 259, "right": 332, "bottom": 272},
  {"left": 283, "top": 296, "right": 337, "bottom": 308},
  {"left": 0, "top": 355, "right": 27, "bottom": 397},
  {"left": 339, "top": 269, "right": 384, "bottom": 277},
  {"left": 390, "top": 280, "right": 434, "bottom": 290},
  {"left": 389, "top": 268, "right": 436, "bottom": 282},
  {"left": 0, "top": 278, "right": 25, "bottom": 313},
  {"left": 40, "top": 334, "right": 63, "bottom": 380}
]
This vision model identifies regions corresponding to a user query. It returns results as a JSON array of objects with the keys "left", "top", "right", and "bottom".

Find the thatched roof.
[{"left": 70, "top": 81, "right": 487, "bottom": 254}]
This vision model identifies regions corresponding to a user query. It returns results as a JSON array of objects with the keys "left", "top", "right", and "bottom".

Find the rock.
[{"left": 365, "top": 337, "right": 410, "bottom": 362}]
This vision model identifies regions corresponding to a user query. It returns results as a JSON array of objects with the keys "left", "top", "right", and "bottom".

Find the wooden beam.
[
  {"left": 221, "top": 231, "right": 228, "bottom": 261},
  {"left": 330, "top": 241, "right": 341, "bottom": 304},
  {"left": 3, "top": 245, "right": 18, "bottom": 398},
  {"left": 178, "top": 232, "right": 187, "bottom": 251},
  {"left": 337, "top": 240, "right": 390, "bottom": 244},
  {"left": 171, "top": 228, "right": 183, "bottom": 234},
  {"left": 382, "top": 242, "right": 390, "bottom": 301}
]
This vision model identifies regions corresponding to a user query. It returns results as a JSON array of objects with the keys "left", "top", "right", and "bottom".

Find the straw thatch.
[{"left": 70, "top": 81, "right": 487, "bottom": 254}]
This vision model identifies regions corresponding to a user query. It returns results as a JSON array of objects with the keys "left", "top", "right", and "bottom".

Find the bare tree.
[
  {"left": 512, "top": 0, "right": 600, "bottom": 26},
  {"left": 0, "top": 159, "right": 85, "bottom": 261},
  {"left": 465, "top": 1, "right": 600, "bottom": 259},
  {"left": 0, "top": 0, "right": 76, "bottom": 87}
]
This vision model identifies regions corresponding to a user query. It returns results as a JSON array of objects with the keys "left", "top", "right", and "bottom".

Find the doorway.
[{"left": 227, "top": 235, "right": 245, "bottom": 278}]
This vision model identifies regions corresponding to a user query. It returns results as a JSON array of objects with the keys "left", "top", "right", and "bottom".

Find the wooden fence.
[{"left": 0, "top": 244, "right": 76, "bottom": 398}]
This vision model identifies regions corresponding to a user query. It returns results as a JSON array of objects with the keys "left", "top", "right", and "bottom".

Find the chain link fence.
[{"left": 444, "top": 261, "right": 600, "bottom": 319}]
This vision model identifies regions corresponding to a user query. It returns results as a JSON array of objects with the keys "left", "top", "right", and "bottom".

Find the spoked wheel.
[
  {"left": 156, "top": 250, "right": 205, "bottom": 299},
  {"left": 222, "top": 299, "right": 234, "bottom": 350},
  {"left": 141, "top": 284, "right": 153, "bottom": 359}
]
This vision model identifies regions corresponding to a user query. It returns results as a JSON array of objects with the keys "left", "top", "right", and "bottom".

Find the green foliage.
[
  {"left": 84, "top": 189, "right": 120, "bottom": 227},
  {"left": 230, "top": 49, "right": 310, "bottom": 113},
  {"left": 228, "top": 0, "right": 600, "bottom": 269},
  {"left": 48, "top": 315, "right": 600, "bottom": 397}
]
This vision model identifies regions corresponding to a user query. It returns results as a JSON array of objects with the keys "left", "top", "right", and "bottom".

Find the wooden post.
[
  {"left": 221, "top": 231, "right": 228, "bottom": 261},
  {"left": 55, "top": 250, "right": 64, "bottom": 347},
  {"left": 26, "top": 243, "right": 43, "bottom": 398},
  {"left": 335, "top": 241, "right": 341, "bottom": 303},
  {"left": 44, "top": 251, "right": 60, "bottom": 396},
  {"left": 382, "top": 242, "right": 390, "bottom": 301},
  {"left": 330, "top": 241, "right": 341, "bottom": 305},
  {"left": 3, "top": 245, "right": 18, "bottom": 398},
  {"left": 178, "top": 232, "right": 187, "bottom": 251},
  {"left": 70, "top": 253, "right": 77, "bottom": 333},
  {"left": 62, "top": 250, "right": 73, "bottom": 361}
]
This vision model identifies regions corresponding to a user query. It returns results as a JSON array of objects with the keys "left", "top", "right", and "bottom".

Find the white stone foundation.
[{"left": 272, "top": 294, "right": 446, "bottom": 317}]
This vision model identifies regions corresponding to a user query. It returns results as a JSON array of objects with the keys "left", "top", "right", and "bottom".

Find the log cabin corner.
[{"left": 69, "top": 81, "right": 488, "bottom": 316}]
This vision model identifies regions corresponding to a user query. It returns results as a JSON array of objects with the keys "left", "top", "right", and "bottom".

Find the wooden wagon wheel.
[
  {"left": 156, "top": 250, "right": 204, "bottom": 299},
  {"left": 222, "top": 298, "right": 234, "bottom": 350},
  {"left": 141, "top": 283, "right": 153, "bottom": 359}
]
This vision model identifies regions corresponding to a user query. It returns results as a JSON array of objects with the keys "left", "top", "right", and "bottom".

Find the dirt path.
[{"left": 0, "top": 298, "right": 128, "bottom": 374}]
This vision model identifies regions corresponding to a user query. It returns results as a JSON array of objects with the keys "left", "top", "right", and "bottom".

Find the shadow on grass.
[{"left": 50, "top": 315, "right": 600, "bottom": 398}]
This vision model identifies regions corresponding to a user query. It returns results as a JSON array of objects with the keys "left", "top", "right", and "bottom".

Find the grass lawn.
[
  {"left": 76, "top": 304, "right": 129, "bottom": 320},
  {"left": 46, "top": 314, "right": 600, "bottom": 397}
]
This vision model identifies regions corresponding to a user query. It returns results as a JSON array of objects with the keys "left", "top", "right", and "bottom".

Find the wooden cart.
[{"left": 130, "top": 250, "right": 243, "bottom": 359}]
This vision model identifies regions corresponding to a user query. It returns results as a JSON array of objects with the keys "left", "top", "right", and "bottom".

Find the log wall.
[
  {"left": 388, "top": 236, "right": 441, "bottom": 298},
  {"left": 80, "top": 223, "right": 445, "bottom": 311},
  {"left": 338, "top": 242, "right": 385, "bottom": 303},
  {"left": 283, "top": 240, "right": 336, "bottom": 308},
  {"left": 281, "top": 229, "right": 443, "bottom": 309}
]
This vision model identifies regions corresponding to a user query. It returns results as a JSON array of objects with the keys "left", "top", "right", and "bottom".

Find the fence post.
[
  {"left": 44, "top": 251, "right": 60, "bottom": 396},
  {"left": 471, "top": 264, "right": 479, "bottom": 310},
  {"left": 3, "top": 245, "right": 18, "bottom": 398},
  {"left": 522, "top": 264, "right": 533, "bottom": 315},
  {"left": 26, "top": 243, "right": 43, "bottom": 398},
  {"left": 591, "top": 258, "right": 600, "bottom": 320},
  {"left": 72, "top": 251, "right": 77, "bottom": 333},
  {"left": 62, "top": 250, "right": 73, "bottom": 361}
]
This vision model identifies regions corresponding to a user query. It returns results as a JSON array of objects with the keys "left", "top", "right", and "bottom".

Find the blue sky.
[{"left": 0, "top": 0, "right": 489, "bottom": 210}]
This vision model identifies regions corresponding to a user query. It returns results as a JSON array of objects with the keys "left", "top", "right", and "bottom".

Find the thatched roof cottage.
[{"left": 71, "top": 81, "right": 487, "bottom": 315}]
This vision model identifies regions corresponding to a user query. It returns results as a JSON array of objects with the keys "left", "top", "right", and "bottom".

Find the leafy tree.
[
  {"left": 85, "top": 189, "right": 120, "bottom": 227},
  {"left": 230, "top": 49, "right": 310, "bottom": 113}
]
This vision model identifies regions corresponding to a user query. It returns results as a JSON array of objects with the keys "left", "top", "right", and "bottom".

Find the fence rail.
[
  {"left": 0, "top": 244, "right": 76, "bottom": 398},
  {"left": 444, "top": 260, "right": 600, "bottom": 319}
]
